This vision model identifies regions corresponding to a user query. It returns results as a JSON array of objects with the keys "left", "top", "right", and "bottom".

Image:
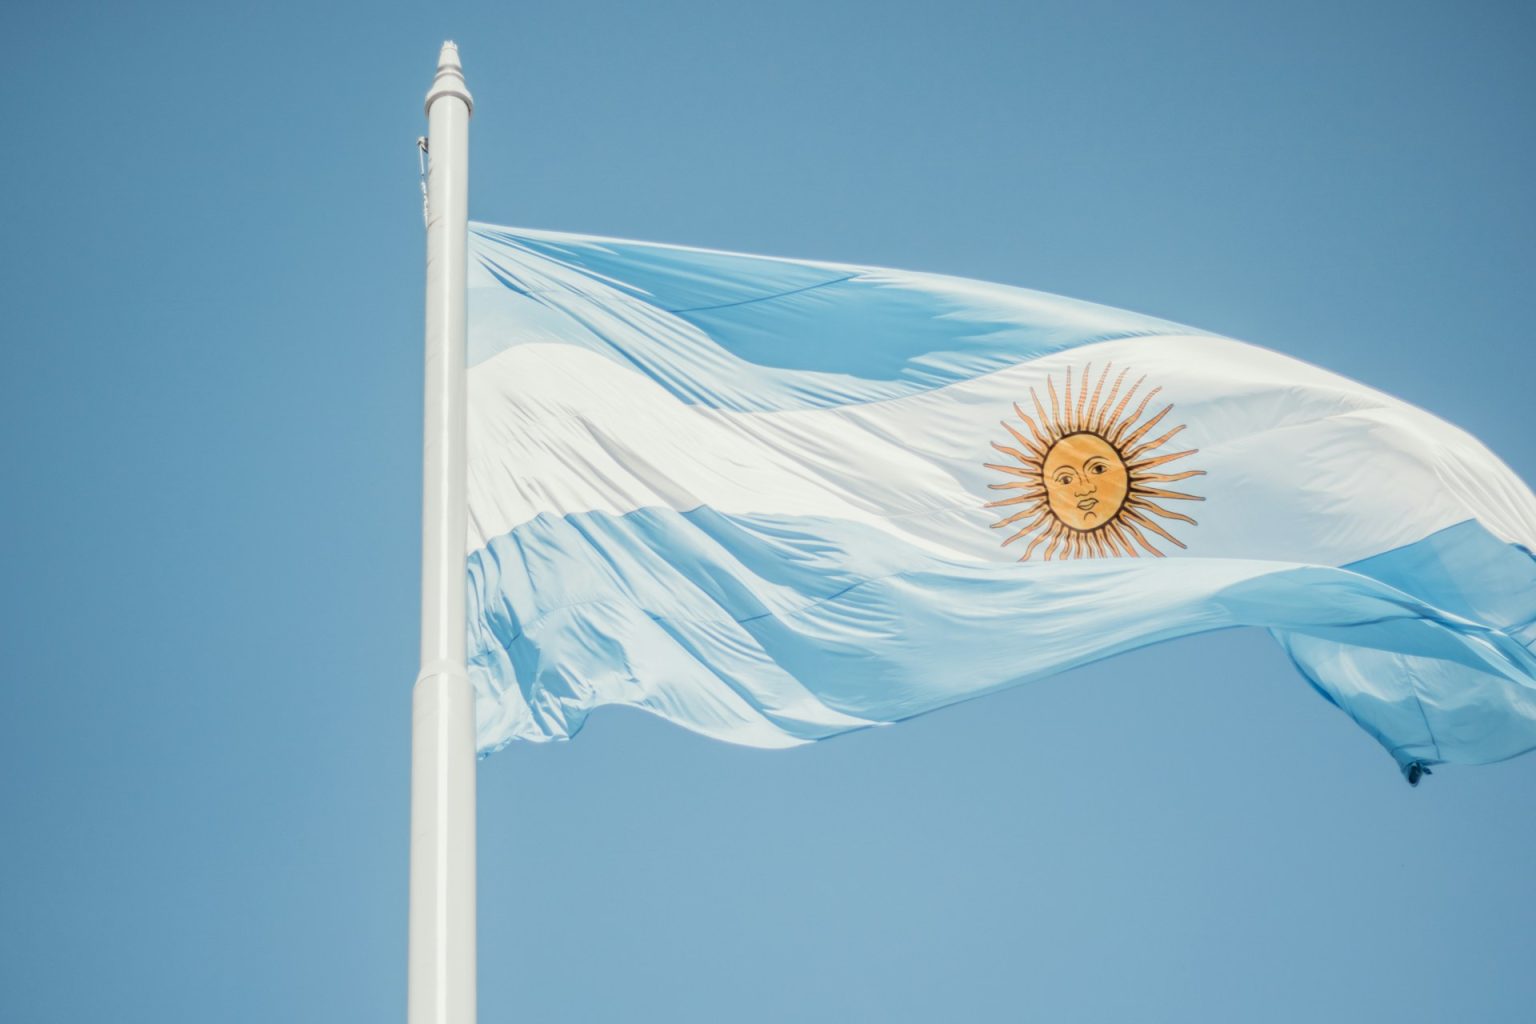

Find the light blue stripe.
[
  {"left": 467, "top": 511, "right": 1536, "bottom": 768},
  {"left": 469, "top": 225, "right": 1210, "bottom": 412}
]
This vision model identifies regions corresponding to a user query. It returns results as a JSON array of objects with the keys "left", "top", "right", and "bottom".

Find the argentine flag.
[{"left": 464, "top": 224, "right": 1536, "bottom": 778}]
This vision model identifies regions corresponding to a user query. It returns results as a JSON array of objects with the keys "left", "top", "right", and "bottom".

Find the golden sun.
[{"left": 984, "top": 363, "right": 1206, "bottom": 560}]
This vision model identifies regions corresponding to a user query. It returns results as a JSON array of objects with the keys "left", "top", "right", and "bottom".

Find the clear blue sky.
[{"left": 3, "top": 2, "right": 1534, "bottom": 1020}]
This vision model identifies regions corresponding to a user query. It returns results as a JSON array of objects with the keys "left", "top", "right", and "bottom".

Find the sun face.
[
  {"left": 1043, "top": 432, "right": 1129, "bottom": 530},
  {"left": 984, "top": 363, "right": 1206, "bottom": 560}
]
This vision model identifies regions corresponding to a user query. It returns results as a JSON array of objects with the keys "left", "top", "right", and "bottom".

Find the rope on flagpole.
[{"left": 417, "top": 136, "right": 430, "bottom": 228}]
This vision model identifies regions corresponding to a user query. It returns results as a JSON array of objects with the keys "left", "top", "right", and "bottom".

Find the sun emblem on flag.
[{"left": 984, "top": 363, "right": 1206, "bottom": 560}]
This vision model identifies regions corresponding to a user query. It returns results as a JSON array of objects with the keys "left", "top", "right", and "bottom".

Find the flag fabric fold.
[{"left": 463, "top": 224, "right": 1536, "bottom": 773}]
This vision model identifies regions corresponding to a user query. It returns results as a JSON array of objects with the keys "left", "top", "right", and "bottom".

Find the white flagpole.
[{"left": 410, "top": 41, "right": 476, "bottom": 1024}]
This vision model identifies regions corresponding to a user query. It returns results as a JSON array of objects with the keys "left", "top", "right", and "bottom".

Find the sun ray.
[
  {"left": 1128, "top": 497, "right": 1199, "bottom": 525},
  {"left": 1118, "top": 403, "right": 1173, "bottom": 451},
  {"left": 1089, "top": 530, "right": 1110, "bottom": 558},
  {"left": 1130, "top": 469, "right": 1206, "bottom": 483},
  {"left": 988, "top": 480, "right": 1044, "bottom": 491},
  {"left": 1101, "top": 375, "right": 1145, "bottom": 437},
  {"left": 1028, "top": 391, "right": 1054, "bottom": 443},
  {"left": 1000, "top": 510, "right": 1052, "bottom": 544},
  {"left": 1075, "top": 362, "right": 1092, "bottom": 431},
  {"left": 1129, "top": 486, "right": 1204, "bottom": 503},
  {"left": 1059, "top": 533, "right": 1077, "bottom": 560},
  {"left": 1108, "top": 531, "right": 1127, "bottom": 557},
  {"left": 1122, "top": 507, "right": 1188, "bottom": 548},
  {"left": 1047, "top": 376, "right": 1062, "bottom": 428},
  {"left": 986, "top": 494, "right": 1046, "bottom": 512},
  {"left": 1083, "top": 363, "right": 1111, "bottom": 430},
  {"left": 989, "top": 495, "right": 1046, "bottom": 517},
  {"left": 987, "top": 498, "right": 1046, "bottom": 516},
  {"left": 1092, "top": 367, "right": 1129, "bottom": 434},
  {"left": 1116, "top": 519, "right": 1164, "bottom": 557},
  {"left": 1041, "top": 525, "right": 1066, "bottom": 561},
  {"left": 984, "top": 462, "right": 1038, "bottom": 478},
  {"left": 990, "top": 441, "right": 1039, "bottom": 466},
  {"left": 1118, "top": 528, "right": 1142, "bottom": 561},
  {"left": 1003, "top": 420, "right": 1048, "bottom": 461},
  {"left": 1102, "top": 524, "right": 1135, "bottom": 558},
  {"left": 1020, "top": 522, "right": 1061, "bottom": 561},
  {"left": 1124, "top": 422, "right": 1186, "bottom": 463},
  {"left": 1013, "top": 402, "right": 1054, "bottom": 451},
  {"left": 1111, "top": 386, "right": 1163, "bottom": 444},
  {"left": 1003, "top": 526, "right": 1046, "bottom": 550},
  {"left": 1064, "top": 366, "right": 1078, "bottom": 431},
  {"left": 1126, "top": 449, "right": 1197, "bottom": 472}
]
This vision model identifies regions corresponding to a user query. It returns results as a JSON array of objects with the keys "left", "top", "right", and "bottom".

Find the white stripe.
[{"left": 466, "top": 335, "right": 1536, "bottom": 565}]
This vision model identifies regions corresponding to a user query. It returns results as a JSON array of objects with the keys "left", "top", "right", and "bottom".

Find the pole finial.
[{"left": 425, "top": 40, "right": 473, "bottom": 117}]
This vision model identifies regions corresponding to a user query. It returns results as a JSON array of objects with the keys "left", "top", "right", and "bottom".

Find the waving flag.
[{"left": 463, "top": 224, "right": 1536, "bottom": 778}]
